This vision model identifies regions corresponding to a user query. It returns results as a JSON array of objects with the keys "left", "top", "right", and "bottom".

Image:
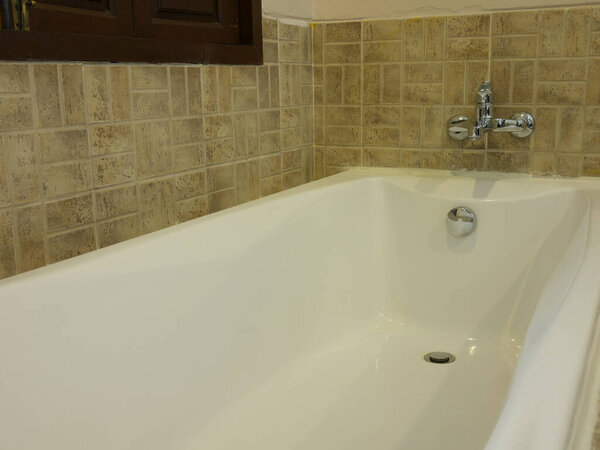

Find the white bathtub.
[{"left": 1, "top": 168, "right": 600, "bottom": 450}]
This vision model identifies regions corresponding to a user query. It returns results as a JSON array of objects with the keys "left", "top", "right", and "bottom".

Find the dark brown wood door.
[
  {"left": 132, "top": 0, "right": 240, "bottom": 44},
  {"left": 28, "top": 0, "right": 133, "bottom": 36}
]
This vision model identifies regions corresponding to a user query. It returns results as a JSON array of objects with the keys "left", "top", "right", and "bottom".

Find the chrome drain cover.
[{"left": 424, "top": 352, "right": 456, "bottom": 364}]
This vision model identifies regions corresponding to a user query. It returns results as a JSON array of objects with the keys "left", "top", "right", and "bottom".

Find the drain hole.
[{"left": 424, "top": 352, "right": 456, "bottom": 364}]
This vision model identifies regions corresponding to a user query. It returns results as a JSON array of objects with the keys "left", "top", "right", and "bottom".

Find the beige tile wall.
[
  {"left": 1, "top": 7, "right": 600, "bottom": 281},
  {"left": 312, "top": 6, "right": 600, "bottom": 178},
  {"left": 0, "top": 18, "right": 314, "bottom": 280}
]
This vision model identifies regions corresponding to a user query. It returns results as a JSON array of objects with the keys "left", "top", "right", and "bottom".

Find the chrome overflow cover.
[{"left": 446, "top": 206, "right": 477, "bottom": 237}]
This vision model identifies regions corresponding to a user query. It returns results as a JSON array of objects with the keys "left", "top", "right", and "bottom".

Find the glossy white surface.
[{"left": 1, "top": 168, "right": 599, "bottom": 450}]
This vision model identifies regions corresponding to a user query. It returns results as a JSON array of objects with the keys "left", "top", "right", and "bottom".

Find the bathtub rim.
[
  {"left": 3, "top": 167, "right": 599, "bottom": 289},
  {"left": 567, "top": 308, "right": 600, "bottom": 450}
]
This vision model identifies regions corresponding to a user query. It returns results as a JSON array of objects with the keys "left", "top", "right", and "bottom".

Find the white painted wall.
[
  {"left": 263, "top": 0, "right": 600, "bottom": 21},
  {"left": 262, "top": 0, "right": 313, "bottom": 20}
]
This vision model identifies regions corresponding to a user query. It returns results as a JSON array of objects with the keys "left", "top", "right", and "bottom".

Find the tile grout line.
[
  {"left": 581, "top": 9, "right": 593, "bottom": 177},
  {"left": 28, "top": 64, "right": 49, "bottom": 270},
  {"left": 360, "top": 21, "right": 365, "bottom": 166},
  {"left": 484, "top": 14, "right": 493, "bottom": 168},
  {"left": 128, "top": 66, "right": 143, "bottom": 239},
  {"left": 82, "top": 65, "right": 100, "bottom": 252}
]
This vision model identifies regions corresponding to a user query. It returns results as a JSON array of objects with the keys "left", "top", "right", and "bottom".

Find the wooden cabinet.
[
  {"left": 0, "top": 0, "right": 262, "bottom": 64},
  {"left": 132, "top": 0, "right": 238, "bottom": 43},
  {"left": 28, "top": 0, "right": 134, "bottom": 36}
]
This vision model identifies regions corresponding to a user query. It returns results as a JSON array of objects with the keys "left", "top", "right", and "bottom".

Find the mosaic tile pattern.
[
  {"left": 0, "top": 18, "right": 314, "bottom": 280},
  {"left": 312, "top": 6, "right": 600, "bottom": 178}
]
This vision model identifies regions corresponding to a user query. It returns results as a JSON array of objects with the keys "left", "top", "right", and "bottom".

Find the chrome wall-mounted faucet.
[{"left": 448, "top": 81, "right": 535, "bottom": 141}]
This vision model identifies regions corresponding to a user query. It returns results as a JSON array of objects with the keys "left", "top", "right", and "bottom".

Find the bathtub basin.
[{"left": 1, "top": 168, "right": 600, "bottom": 450}]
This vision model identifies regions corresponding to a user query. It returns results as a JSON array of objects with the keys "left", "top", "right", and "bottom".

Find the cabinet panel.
[
  {"left": 132, "top": 0, "right": 239, "bottom": 44},
  {"left": 28, "top": 0, "right": 133, "bottom": 36},
  {"left": 156, "top": 0, "right": 218, "bottom": 18},
  {"left": 0, "top": 0, "right": 262, "bottom": 64}
]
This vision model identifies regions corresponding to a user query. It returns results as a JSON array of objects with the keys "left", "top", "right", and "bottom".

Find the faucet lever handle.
[
  {"left": 477, "top": 81, "right": 493, "bottom": 104},
  {"left": 448, "top": 115, "right": 472, "bottom": 141}
]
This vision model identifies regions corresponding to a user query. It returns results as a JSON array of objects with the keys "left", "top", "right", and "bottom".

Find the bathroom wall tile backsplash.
[
  {"left": 0, "top": 17, "right": 314, "bottom": 279},
  {"left": 1, "top": 7, "right": 600, "bottom": 280},
  {"left": 313, "top": 6, "right": 600, "bottom": 178}
]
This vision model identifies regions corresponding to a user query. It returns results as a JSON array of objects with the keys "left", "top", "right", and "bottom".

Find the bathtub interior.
[
  {"left": 376, "top": 176, "right": 590, "bottom": 345},
  {"left": 0, "top": 174, "right": 591, "bottom": 450}
]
